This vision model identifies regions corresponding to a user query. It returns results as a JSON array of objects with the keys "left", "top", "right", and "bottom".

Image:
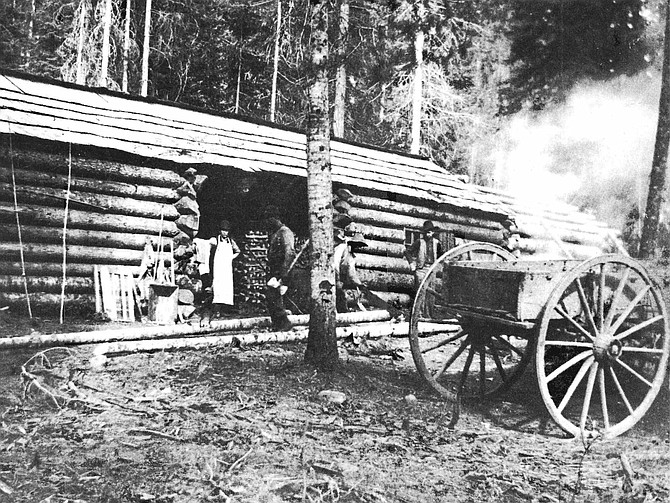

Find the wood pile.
[{"left": 233, "top": 230, "right": 269, "bottom": 307}]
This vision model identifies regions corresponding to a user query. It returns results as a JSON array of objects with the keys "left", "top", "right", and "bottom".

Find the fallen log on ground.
[
  {"left": 93, "top": 321, "right": 459, "bottom": 355},
  {"left": 0, "top": 310, "right": 394, "bottom": 350}
]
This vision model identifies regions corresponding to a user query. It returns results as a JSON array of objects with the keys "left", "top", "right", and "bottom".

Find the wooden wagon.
[{"left": 408, "top": 243, "right": 670, "bottom": 438}]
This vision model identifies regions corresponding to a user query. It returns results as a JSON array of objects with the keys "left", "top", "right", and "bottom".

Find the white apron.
[{"left": 211, "top": 237, "right": 235, "bottom": 305}]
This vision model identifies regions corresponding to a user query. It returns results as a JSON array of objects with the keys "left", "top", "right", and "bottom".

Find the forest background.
[{"left": 1, "top": 0, "right": 667, "bottom": 252}]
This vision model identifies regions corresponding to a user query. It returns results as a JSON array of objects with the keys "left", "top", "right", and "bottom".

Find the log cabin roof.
[{"left": 0, "top": 70, "right": 507, "bottom": 219}]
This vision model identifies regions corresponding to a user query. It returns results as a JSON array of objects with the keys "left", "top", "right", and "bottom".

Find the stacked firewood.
[{"left": 233, "top": 231, "right": 268, "bottom": 306}]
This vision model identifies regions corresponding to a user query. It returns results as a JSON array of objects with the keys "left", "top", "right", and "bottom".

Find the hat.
[
  {"left": 333, "top": 213, "right": 352, "bottom": 230},
  {"left": 184, "top": 167, "right": 197, "bottom": 177},
  {"left": 219, "top": 219, "right": 231, "bottom": 231},
  {"left": 333, "top": 200, "right": 352, "bottom": 214},
  {"left": 335, "top": 188, "right": 354, "bottom": 201},
  {"left": 422, "top": 220, "right": 440, "bottom": 233},
  {"left": 348, "top": 233, "right": 368, "bottom": 248}
]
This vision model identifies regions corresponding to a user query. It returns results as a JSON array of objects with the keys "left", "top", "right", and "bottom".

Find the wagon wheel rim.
[
  {"left": 409, "top": 242, "right": 531, "bottom": 400},
  {"left": 536, "top": 254, "right": 669, "bottom": 439}
]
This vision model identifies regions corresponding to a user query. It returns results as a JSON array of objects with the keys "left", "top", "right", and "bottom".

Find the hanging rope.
[
  {"left": 60, "top": 142, "right": 74, "bottom": 323},
  {"left": 9, "top": 133, "right": 33, "bottom": 318}
]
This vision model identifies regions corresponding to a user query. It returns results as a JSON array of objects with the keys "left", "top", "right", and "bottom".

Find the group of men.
[{"left": 196, "top": 213, "right": 521, "bottom": 330}]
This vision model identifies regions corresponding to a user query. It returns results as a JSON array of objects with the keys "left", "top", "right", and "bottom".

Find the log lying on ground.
[
  {"left": 348, "top": 207, "right": 502, "bottom": 244},
  {"left": 0, "top": 165, "right": 179, "bottom": 203},
  {"left": 0, "top": 224, "right": 173, "bottom": 251},
  {"left": 93, "top": 321, "right": 458, "bottom": 355},
  {"left": 0, "top": 182, "right": 180, "bottom": 220},
  {"left": 349, "top": 194, "right": 502, "bottom": 230},
  {"left": 0, "top": 202, "right": 179, "bottom": 236},
  {"left": 0, "top": 146, "right": 184, "bottom": 188},
  {"left": 0, "top": 275, "right": 93, "bottom": 294},
  {"left": 0, "top": 310, "right": 393, "bottom": 349}
]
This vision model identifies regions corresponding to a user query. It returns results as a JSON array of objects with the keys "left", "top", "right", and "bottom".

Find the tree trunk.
[
  {"left": 270, "top": 0, "right": 281, "bottom": 122},
  {"left": 640, "top": 0, "right": 670, "bottom": 258},
  {"left": 122, "top": 0, "right": 132, "bottom": 93},
  {"left": 332, "top": 0, "right": 349, "bottom": 138},
  {"left": 76, "top": 0, "right": 87, "bottom": 85},
  {"left": 140, "top": 0, "right": 152, "bottom": 97},
  {"left": 304, "top": 1, "right": 338, "bottom": 370},
  {"left": 100, "top": 0, "right": 112, "bottom": 87},
  {"left": 410, "top": 29, "right": 424, "bottom": 155}
]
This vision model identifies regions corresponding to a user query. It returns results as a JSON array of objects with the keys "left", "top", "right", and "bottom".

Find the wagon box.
[{"left": 444, "top": 259, "right": 577, "bottom": 321}]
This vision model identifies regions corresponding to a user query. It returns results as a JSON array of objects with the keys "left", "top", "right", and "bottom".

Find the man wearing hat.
[
  {"left": 333, "top": 226, "right": 367, "bottom": 312},
  {"left": 265, "top": 217, "right": 296, "bottom": 331},
  {"left": 207, "top": 219, "right": 240, "bottom": 317},
  {"left": 501, "top": 218, "right": 521, "bottom": 258},
  {"left": 405, "top": 220, "right": 444, "bottom": 294}
]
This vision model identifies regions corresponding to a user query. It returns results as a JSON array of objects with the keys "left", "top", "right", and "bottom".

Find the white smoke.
[{"left": 489, "top": 71, "right": 661, "bottom": 229}]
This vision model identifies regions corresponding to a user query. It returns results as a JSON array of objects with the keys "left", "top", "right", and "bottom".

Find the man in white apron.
[{"left": 209, "top": 219, "right": 240, "bottom": 317}]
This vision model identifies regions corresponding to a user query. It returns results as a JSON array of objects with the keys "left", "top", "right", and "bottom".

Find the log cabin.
[{"left": 0, "top": 69, "right": 620, "bottom": 317}]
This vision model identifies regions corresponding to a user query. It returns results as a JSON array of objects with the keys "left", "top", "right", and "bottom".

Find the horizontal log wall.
[{"left": 0, "top": 138, "right": 185, "bottom": 315}]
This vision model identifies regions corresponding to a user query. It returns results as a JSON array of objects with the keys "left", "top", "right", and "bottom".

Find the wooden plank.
[
  {"left": 94, "top": 265, "right": 101, "bottom": 313},
  {"left": 98, "top": 265, "right": 116, "bottom": 320}
]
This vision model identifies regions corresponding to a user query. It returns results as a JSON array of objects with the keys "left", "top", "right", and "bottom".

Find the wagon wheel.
[
  {"left": 409, "top": 243, "right": 532, "bottom": 400},
  {"left": 536, "top": 255, "right": 669, "bottom": 438}
]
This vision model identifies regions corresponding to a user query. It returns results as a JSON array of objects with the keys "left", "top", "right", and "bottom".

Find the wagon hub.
[{"left": 593, "top": 330, "right": 622, "bottom": 362}]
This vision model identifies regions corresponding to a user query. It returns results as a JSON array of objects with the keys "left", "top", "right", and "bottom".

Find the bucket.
[{"left": 148, "top": 282, "right": 179, "bottom": 324}]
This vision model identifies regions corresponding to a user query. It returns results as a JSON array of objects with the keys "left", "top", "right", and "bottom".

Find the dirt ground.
[{"left": 0, "top": 306, "right": 668, "bottom": 503}]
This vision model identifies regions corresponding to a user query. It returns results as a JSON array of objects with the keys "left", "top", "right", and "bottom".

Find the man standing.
[
  {"left": 266, "top": 217, "right": 296, "bottom": 331},
  {"left": 209, "top": 219, "right": 240, "bottom": 317},
  {"left": 333, "top": 231, "right": 367, "bottom": 313},
  {"left": 405, "top": 220, "right": 444, "bottom": 293}
]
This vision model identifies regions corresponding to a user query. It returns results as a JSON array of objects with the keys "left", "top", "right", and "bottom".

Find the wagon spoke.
[
  {"left": 609, "top": 366, "right": 634, "bottom": 415},
  {"left": 421, "top": 330, "right": 467, "bottom": 354},
  {"left": 609, "top": 286, "right": 651, "bottom": 335},
  {"left": 491, "top": 350, "right": 507, "bottom": 381},
  {"left": 479, "top": 348, "right": 486, "bottom": 398},
  {"left": 598, "top": 264, "right": 606, "bottom": 332},
  {"left": 544, "top": 340, "right": 592, "bottom": 348},
  {"left": 603, "top": 267, "right": 631, "bottom": 329},
  {"left": 458, "top": 345, "right": 476, "bottom": 393},
  {"left": 579, "top": 362, "right": 599, "bottom": 436},
  {"left": 557, "top": 357, "right": 594, "bottom": 413},
  {"left": 614, "top": 315, "right": 664, "bottom": 342},
  {"left": 576, "top": 278, "right": 598, "bottom": 337},
  {"left": 620, "top": 346, "right": 665, "bottom": 355},
  {"left": 599, "top": 367, "right": 610, "bottom": 431},
  {"left": 554, "top": 306, "right": 595, "bottom": 342},
  {"left": 546, "top": 350, "right": 592, "bottom": 383},
  {"left": 433, "top": 337, "right": 470, "bottom": 380},
  {"left": 491, "top": 335, "right": 524, "bottom": 357},
  {"left": 613, "top": 358, "right": 653, "bottom": 388}
]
